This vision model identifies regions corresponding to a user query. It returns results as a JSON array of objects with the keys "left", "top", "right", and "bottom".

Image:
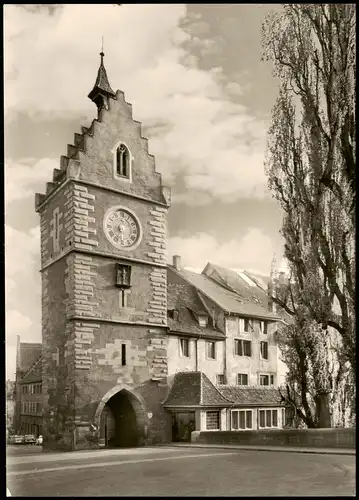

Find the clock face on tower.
[{"left": 103, "top": 206, "right": 142, "bottom": 250}]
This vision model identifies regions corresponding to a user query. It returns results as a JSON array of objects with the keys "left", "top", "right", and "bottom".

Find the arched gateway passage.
[{"left": 94, "top": 385, "right": 146, "bottom": 448}]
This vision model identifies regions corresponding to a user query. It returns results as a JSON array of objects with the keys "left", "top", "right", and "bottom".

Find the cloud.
[
  {"left": 168, "top": 228, "right": 277, "bottom": 275},
  {"left": 5, "top": 4, "right": 270, "bottom": 202},
  {"left": 6, "top": 158, "right": 58, "bottom": 203},
  {"left": 6, "top": 224, "right": 41, "bottom": 378},
  {"left": 6, "top": 310, "right": 33, "bottom": 342}
]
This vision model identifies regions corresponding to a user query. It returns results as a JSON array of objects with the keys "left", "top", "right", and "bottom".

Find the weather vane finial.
[{"left": 100, "top": 36, "right": 104, "bottom": 61}]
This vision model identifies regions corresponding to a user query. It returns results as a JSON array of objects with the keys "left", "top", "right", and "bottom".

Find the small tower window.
[
  {"left": 116, "top": 264, "right": 132, "bottom": 288},
  {"left": 121, "top": 344, "right": 126, "bottom": 366},
  {"left": 116, "top": 144, "right": 130, "bottom": 178}
]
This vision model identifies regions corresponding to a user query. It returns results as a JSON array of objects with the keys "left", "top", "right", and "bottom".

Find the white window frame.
[
  {"left": 206, "top": 341, "right": 216, "bottom": 360},
  {"left": 234, "top": 338, "right": 252, "bottom": 357},
  {"left": 243, "top": 318, "right": 253, "bottom": 333},
  {"left": 239, "top": 318, "right": 252, "bottom": 334},
  {"left": 216, "top": 374, "right": 225, "bottom": 385},
  {"left": 179, "top": 338, "right": 190, "bottom": 358},
  {"left": 260, "top": 341, "right": 269, "bottom": 360},
  {"left": 259, "top": 374, "right": 270, "bottom": 386},
  {"left": 258, "top": 408, "right": 279, "bottom": 429},
  {"left": 198, "top": 315, "right": 208, "bottom": 327},
  {"left": 231, "top": 409, "right": 253, "bottom": 430},
  {"left": 260, "top": 320, "right": 268, "bottom": 335},
  {"left": 237, "top": 373, "right": 249, "bottom": 386},
  {"left": 112, "top": 140, "right": 133, "bottom": 183},
  {"left": 206, "top": 410, "right": 220, "bottom": 430}
]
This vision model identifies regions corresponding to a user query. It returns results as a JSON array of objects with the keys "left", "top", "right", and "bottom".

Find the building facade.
[
  {"left": 13, "top": 336, "right": 43, "bottom": 435},
  {"left": 35, "top": 53, "right": 286, "bottom": 451},
  {"left": 6, "top": 380, "right": 15, "bottom": 431}
]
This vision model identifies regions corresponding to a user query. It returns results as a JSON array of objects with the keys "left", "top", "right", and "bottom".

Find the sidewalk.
[{"left": 161, "top": 442, "right": 356, "bottom": 456}]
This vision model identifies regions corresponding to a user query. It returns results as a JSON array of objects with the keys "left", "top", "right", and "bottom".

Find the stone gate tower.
[{"left": 35, "top": 52, "right": 172, "bottom": 450}]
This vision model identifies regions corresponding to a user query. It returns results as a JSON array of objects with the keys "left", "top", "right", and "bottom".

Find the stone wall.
[{"left": 191, "top": 428, "right": 356, "bottom": 449}]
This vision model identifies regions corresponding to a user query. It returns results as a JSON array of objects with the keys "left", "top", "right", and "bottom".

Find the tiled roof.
[
  {"left": 203, "top": 263, "right": 269, "bottom": 308},
  {"left": 19, "top": 343, "right": 42, "bottom": 373},
  {"left": 173, "top": 267, "right": 279, "bottom": 320},
  {"left": 22, "top": 355, "right": 42, "bottom": 383},
  {"left": 201, "top": 372, "right": 231, "bottom": 405},
  {"left": 163, "top": 372, "right": 231, "bottom": 407},
  {"left": 167, "top": 270, "right": 225, "bottom": 339},
  {"left": 219, "top": 386, "right": 283, "bottom": 406},
  {"left": 163, "top": 372, "right": 202, "bottom": 406}
]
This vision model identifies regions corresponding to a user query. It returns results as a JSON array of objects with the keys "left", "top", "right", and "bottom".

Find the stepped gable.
[
  {"left": 35, "top": 51, "right": 170, "bottom": 211},
  {"left": 163, "top": 372, "right": 231, "bottom": 407}
]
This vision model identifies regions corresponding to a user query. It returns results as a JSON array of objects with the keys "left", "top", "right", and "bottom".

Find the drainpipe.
[{"left": 195, "top": 337, "right": 198, "bottom": 372}]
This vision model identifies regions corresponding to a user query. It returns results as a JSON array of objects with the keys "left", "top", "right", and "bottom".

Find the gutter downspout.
[{"left": 196, "top": 332, "right": 203, "bottom": 372}]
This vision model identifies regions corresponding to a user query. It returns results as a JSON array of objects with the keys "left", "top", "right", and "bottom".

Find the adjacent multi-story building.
[
  {"left": 33, "top": 51, "right": 286, "bottom": 451},
  {"left": 13, "top": 336, "right": 43, "bottom": 436},
  {"left": 6, "top": 380, "right": 15, "bottom": 431}
]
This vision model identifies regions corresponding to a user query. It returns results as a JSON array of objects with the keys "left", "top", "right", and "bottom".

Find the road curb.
[{"left": 158, "top": 444, "right": 356, "bottom": 456}]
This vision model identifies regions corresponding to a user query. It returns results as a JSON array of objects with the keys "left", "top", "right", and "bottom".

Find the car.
[
  {"left": 7, "top": 435, "right": 15, "bottom": 445},
  {"left": 36, "top": 435, "right": 43, "bottom": 445},
  {"left": 12, "top": 435, "right": 25, "bottom": 445},
  {"left": 24, "top": 434, "right": 36, "bottom": 445}
]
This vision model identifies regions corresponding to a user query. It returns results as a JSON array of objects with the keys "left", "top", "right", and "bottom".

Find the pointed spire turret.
[{"left": 88, "top": 48, "right": 116, "bottom": 111}]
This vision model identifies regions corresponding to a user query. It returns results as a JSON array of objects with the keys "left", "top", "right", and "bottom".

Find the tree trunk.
[{"left": 315, "top": 391, "right": 332, "bottom": 428}]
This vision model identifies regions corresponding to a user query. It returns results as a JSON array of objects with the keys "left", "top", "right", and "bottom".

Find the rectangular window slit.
[{"left": 121, "top": 344, "right": 126, "bottom": 366}]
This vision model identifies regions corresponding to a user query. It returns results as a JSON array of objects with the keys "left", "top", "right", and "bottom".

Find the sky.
[{"left": 5, "top": 4, "right": 286, "bottom": 380}]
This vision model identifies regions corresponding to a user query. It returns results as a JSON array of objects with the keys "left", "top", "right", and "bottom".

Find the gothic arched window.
[{"left": 116, "top": 144, "right": 130, "bottom": 178}]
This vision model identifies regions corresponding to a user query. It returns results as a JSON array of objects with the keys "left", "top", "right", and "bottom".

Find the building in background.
[
  {"left": 33, "top": 52, "right": 287, "bottom": 451},
  {"left": 6, "top": 380, "right": 15, "bottom": 431},
  {"left": 13, "top": 336, "right": 43, "bottom": 436}
]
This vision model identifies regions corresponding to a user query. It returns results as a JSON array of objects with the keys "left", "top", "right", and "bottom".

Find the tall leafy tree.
[{"left": 261, "top": 4, "right": 355, "bottom": 424}]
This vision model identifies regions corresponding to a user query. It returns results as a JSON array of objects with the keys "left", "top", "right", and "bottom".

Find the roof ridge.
[{"left": 169, "top": 267, "right": 230, "bottom": 313}]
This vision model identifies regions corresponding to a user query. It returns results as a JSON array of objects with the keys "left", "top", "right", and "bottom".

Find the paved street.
[{"left": 7, "top": 445, "right": 355, "bottom": 497}]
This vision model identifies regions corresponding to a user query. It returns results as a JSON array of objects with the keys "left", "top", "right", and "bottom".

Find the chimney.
[{"left": 173, "top": 255, "right": 181, "bottom": 271}]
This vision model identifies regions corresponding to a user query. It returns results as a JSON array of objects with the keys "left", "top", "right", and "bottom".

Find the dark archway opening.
[{"left": 99, "top": 389, "right": 143, "bottom": 448}]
